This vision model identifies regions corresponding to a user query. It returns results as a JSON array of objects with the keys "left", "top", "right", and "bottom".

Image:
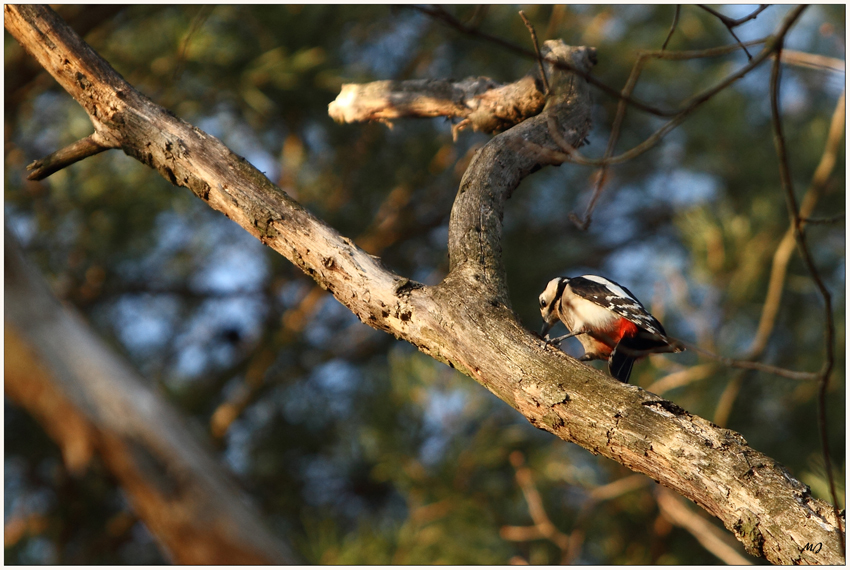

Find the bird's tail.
[{"left": 608, "top": 346, "right": 635, "bottom": 383}]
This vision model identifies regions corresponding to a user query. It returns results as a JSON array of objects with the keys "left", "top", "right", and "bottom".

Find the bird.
[{"left": 538, "top": 274, "right": 683, "bottom": 383}]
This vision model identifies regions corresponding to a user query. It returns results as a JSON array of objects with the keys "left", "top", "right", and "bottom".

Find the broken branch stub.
[{"left": 328, "top": 70, "right": 550, "bottom": 135}]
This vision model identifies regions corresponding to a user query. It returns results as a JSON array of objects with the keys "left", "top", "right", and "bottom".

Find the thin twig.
[
  {"left": 519, "top": 10, "right": 549, "bottom": 95},
  {"left": 670, "top": 338, "right": 819, "bottom": 381},
  {"left": 708, "top": 85, "right": 841, "bottom": 426},
  {"left": 698, "top": 4, "right": 762, "bottom": 59},
  {"left": 542, "top": 317, "right": 818, "bottom": 382},
  {"left": 588, "top": 474, "right": 651, "bottom": 501},
  {"left": 412, "top": 4, "right": 798, "bottom": 128},
  {"left": 749, "top": 90, "right": 845, "bottom": 357},
  {"left": 502, "top": 451, "right": 576, "bottom": 562},
  {"left": 531, "top": 21, "right": 796, "bottom": 230},
  {"left": 769, "top": 36, "right": 844, "bottom": 550},
  {"left": 713, "top": 372, "right": 744, "bottom": 428},
  {"left": 536, "top": 4, "right": 805, "bottom": 173},
  {"left": 26, "top": 133, "right": 114, "bottom": 180},
  {"left": 409, "top": 4, "right": 673, "bottom": 117},
  {"left": 172, "top": 5, "right": 212, "bottom": 82},
  {"left": 778, "top": 49, "right": 846, "bottom": 74},
  {"left": 800, "top": 213, "right": 845, "bottom": 224},
  {"left": 656, "top": 487, "right": 753, "bottom": 565},
  {"left": 645, "top": 363, "right": 716, "bottom": 395},
  {"left": 661, "top": 5, "right": 681, "bottom": 51},
  {"left": 699, "top": 4, "right": 770, "bottom": 28},
  {"left": 570, "top": 39, "right": 767, "bottom": 228}
]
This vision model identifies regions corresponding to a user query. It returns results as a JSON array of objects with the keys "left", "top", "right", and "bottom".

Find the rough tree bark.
[{"left": 4, "top": 5, "right": 844, "bottom": 565}]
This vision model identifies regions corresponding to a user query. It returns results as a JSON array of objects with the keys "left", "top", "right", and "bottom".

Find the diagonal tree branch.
[
  {"left": 5, "top": 229, "right": 296, "bottom": 564},
  {"left": 4, "top": 5, "right": 843, "bottom": 564}
]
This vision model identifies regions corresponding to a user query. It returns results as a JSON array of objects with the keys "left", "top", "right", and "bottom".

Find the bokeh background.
[{"left": 5, "top": 4, "right": 845, "bottom": 564}]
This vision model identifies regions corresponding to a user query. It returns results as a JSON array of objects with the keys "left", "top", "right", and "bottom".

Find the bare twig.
[
  {"left": 413, "top": 4, "right": 796, "bottom": 127},
  {"left": 713, "top": 373, "right": 744, "bottom": 428},
  {"left": 800, "top": 213, "right": 845, "bottom": 224},
  {"left": 172, "top": 6, "right": 212, "bottom": 83},
  {"left": 588, "top": 474, "right": 651, "bottom": 502},
  {"left": 538, "top": 25, "right": 797, "bottom": 171},
  {"left": 749, "top": 90, "right": 845, "bottom": 357},
  {"left": 408, "top": 4, "right": 803, "bottom": 229},
  {"left": 26, "top": 133, "right": 115, "bottom": 180},
  {"left": 685, "top": 89, "right": 843, "bottom": 426},
  {"left": 699, "top": 4, "right": 770, "bottom": 28},
  {"left": 698, "top": 4, "right": 764, "bottom": 60},
  {"left": 519, "top": 10, "right": 549, "bottom": 95},
  {"left": 570, "top": 39, "right": 768, "bottom": 228},
  {"left": 671, "top": 338, "right": 819, "bottom": 381},
  {"left": 538, "top": 109, "right": 688, "bottom": 170},
  {"left": 410, "top": 4, "right": 804, "bottom": 176},
  {"left": 539, "top": 7, "right": 804, "bottom": 229},
  {"left": 409, "top": 4, "right": 672, "bottom": 117},
  {"left": 657, "top": 487, "right": 753, "bottom": 565},
  {"left": 778, "top": 49, "right": 846, "bottom": 74},
  {"left": 770, "top": 37, "right": 844, "bottom": 550},
  {"left": 645, "top": 363, "right": 716, "bottom": 395},
  {"left": 681, "top": 6, "right": 802, "bottom": 110},
  {"left": 661, "top": 5, "right": 681, "bottom": 51},
  {"left": 502, "top": 451, "right": 579, "bottom": 563}
]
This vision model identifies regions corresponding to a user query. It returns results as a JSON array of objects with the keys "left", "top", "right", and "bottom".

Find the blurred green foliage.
[{"left": 5, "top": 4, "right": 845, "bottom": 564}]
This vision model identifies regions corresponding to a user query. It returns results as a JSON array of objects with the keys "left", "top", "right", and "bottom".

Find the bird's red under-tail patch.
[{"left": 616, "top": 318, "right": 639, "bottom": 342}]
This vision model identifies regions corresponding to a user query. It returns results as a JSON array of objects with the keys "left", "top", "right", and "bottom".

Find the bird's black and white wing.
[{"left": 567, "top": 275, "right": 667, "bottom": 337}]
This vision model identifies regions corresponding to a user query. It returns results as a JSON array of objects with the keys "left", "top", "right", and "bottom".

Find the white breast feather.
[{"left": 561, "top": 293, "right": 619, "bottom": 331}]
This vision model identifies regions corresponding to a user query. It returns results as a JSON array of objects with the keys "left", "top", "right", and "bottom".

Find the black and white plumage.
[{"left": 538, "top": 275, "right": 683, "bottom": 383}]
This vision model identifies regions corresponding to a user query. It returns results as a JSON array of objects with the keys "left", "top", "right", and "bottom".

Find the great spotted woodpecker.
[{"left": 538, "top": 275, "right": 683, "bottom": 383}]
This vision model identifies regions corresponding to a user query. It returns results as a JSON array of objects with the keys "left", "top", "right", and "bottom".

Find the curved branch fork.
[{"left": 5, "top": 6, "right": 844, "bottom": 564}]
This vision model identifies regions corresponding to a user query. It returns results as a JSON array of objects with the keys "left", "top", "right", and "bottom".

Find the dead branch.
[
  {"left": 4, "top": 5, "right": 844, "bottom": 564},
  {"left": 4, "top": 230, "right": 295, "bottom": 564},
  {"left": 328, "top": 74, "right": 548, "bottom": 139}
]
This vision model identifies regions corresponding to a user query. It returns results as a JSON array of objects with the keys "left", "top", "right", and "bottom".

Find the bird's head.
[{"left": 539, "top": 277, "right": 568, "bottom": 337}]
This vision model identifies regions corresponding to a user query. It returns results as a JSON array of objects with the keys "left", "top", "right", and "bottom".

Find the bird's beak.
[{"left": 540, "top": 320, "right": 553, "bottom": 339}]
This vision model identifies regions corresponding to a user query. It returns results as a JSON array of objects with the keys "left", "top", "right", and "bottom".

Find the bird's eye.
[{"left": 539, "top": 298, "right": 546, "bottom": 308}]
